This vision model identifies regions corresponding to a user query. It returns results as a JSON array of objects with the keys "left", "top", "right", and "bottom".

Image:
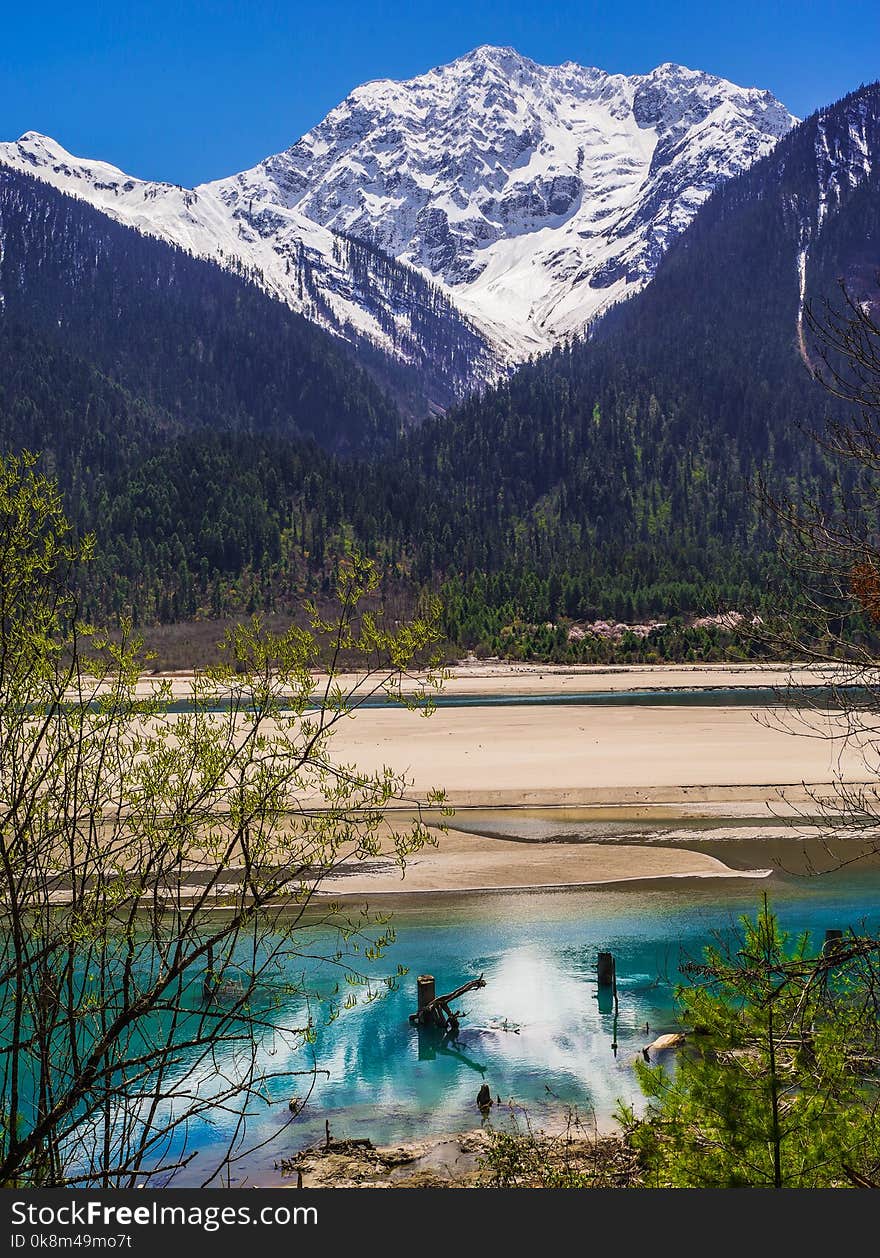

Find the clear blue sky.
[{"left": 1, "top": 0, "right": 878, "bottom": 186}]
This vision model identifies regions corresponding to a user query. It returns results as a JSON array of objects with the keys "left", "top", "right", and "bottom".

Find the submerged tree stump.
[
  {"left": 417, "top": 975, "right": 436, "bottom": 1014},
  {"left": 409, "top": 974, "right": 486, "bottom": 1031}
]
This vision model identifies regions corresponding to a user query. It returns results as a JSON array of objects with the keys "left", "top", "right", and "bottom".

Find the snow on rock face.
[
  {"left": 811, "top": 94, "right": 877, "bottom": 231},
  {"left": 221, "top": 47, "right": 795, "bottom": 357},
  {"left": 0, "top": 132, "right": 497, "bottom": 399},
  {"left": 0, "top": 133, "right": 383, "bottom": 340},
  {"left": 786, "top": 88, "right": 880, "bottom": 352},
  {"left": 0, "top": 47, "right": 796, "bottom": 373}
]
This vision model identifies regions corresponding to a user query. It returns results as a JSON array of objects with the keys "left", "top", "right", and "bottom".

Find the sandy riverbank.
[
  {"left": 136, "top": 662, "right": 876, "bottom": 897},
  {"left": 320, "top": 823, "right": 770, "bottom": 897},
  {"left": 315, "top": 664, "right": 872, "bottom": 895},
  {"left": 137, "top": 660, "right": 870, "bottom": 809},
  {"left": 326, "top": 700, "right": 865, "bottom": 807},
  {"left": 347, "top": 659, "right": 859, "bottom": 697}
]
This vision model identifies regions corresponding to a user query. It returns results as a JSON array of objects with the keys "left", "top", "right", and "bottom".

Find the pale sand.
[
  {"left": 350, "top": 660, "right": 856, "bottom": 697},
  {"left": 320, "top": 825, "right": 770, "bottom": 897},
  {"left": 326, "top": 702, "right": 865, "bottom": 807},
  {"left": 137, "top": 659, "right": 863, "bottom": 700},
  {"left": 135, "top": 662, "right": 870, "bottom": 807},
  {"left": 316, "top": 681, "right": 868, "bottom": 895},
  {"left": 135, "top": 662, "right": 874, "bottom": 896}
]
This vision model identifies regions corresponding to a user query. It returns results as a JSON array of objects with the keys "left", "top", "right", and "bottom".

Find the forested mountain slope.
[
  {"left": 2, "top": 86, "right": 879, "bottom": 658},
  {"left": 385, "top": 82, "right": 880, "bottom": 650},
  {"left": 0, "top": 163, "right": 415, "bottom": 455}
]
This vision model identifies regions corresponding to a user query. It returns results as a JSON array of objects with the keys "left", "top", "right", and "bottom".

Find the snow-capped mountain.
[
  {"left": 0, "top": 45, "right": 796, "bottom": 373},
  {"left": 221, "top": 46, "right": 795, "bottom": 356}
]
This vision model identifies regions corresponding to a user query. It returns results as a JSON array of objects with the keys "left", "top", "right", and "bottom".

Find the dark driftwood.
[{"left": 409, "top": 974, "right": 486, "bottom": 1030}]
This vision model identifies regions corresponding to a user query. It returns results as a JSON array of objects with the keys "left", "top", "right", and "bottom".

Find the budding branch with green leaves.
[{"left": 0, "top": 450, "right": 449, "bottom": 1188}]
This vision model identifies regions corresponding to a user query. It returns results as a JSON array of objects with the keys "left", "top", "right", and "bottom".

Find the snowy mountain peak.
[
  {"left": 1, "top": 46, "right": 797, "bottom": 373},
  {"left": 444, "top": 44, "right": 529, "bottom": 70},
  {"left": 223, "top": 46, "right": 796, "bottom": 355}
]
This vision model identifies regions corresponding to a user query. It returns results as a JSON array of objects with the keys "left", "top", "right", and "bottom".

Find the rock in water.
[{"left": 643, "top": 1032, "right": 687, "bottom": 1058}]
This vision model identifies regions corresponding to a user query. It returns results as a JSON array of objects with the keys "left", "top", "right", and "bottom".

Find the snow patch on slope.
[
  {"left": 0, "top": 131, "right": 497, "bottom": 394},
  {"left": 793, "top": 91, "right": 880, "bottom": 360}
]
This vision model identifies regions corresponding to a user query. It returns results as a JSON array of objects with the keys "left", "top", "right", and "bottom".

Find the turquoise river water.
[
  {"left": 121, "top": 683, "right": 880, "bottom": 1184},
  {"left": 169, "top": 854, "right": 880, "bottom": 1185}
]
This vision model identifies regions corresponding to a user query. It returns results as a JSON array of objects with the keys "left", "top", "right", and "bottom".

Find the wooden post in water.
[
  {"left": 411, "top": 973, "right": 485, "bottom": 1029},
  {"left": 598, "top": 951, "right": 619, "bottom": 1050},
  {"left": 417, "top": 975, "right": 436, "bottom": 1015},
  {"left": 597, "top": 952, "right": 614, "bottom": 987}
]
